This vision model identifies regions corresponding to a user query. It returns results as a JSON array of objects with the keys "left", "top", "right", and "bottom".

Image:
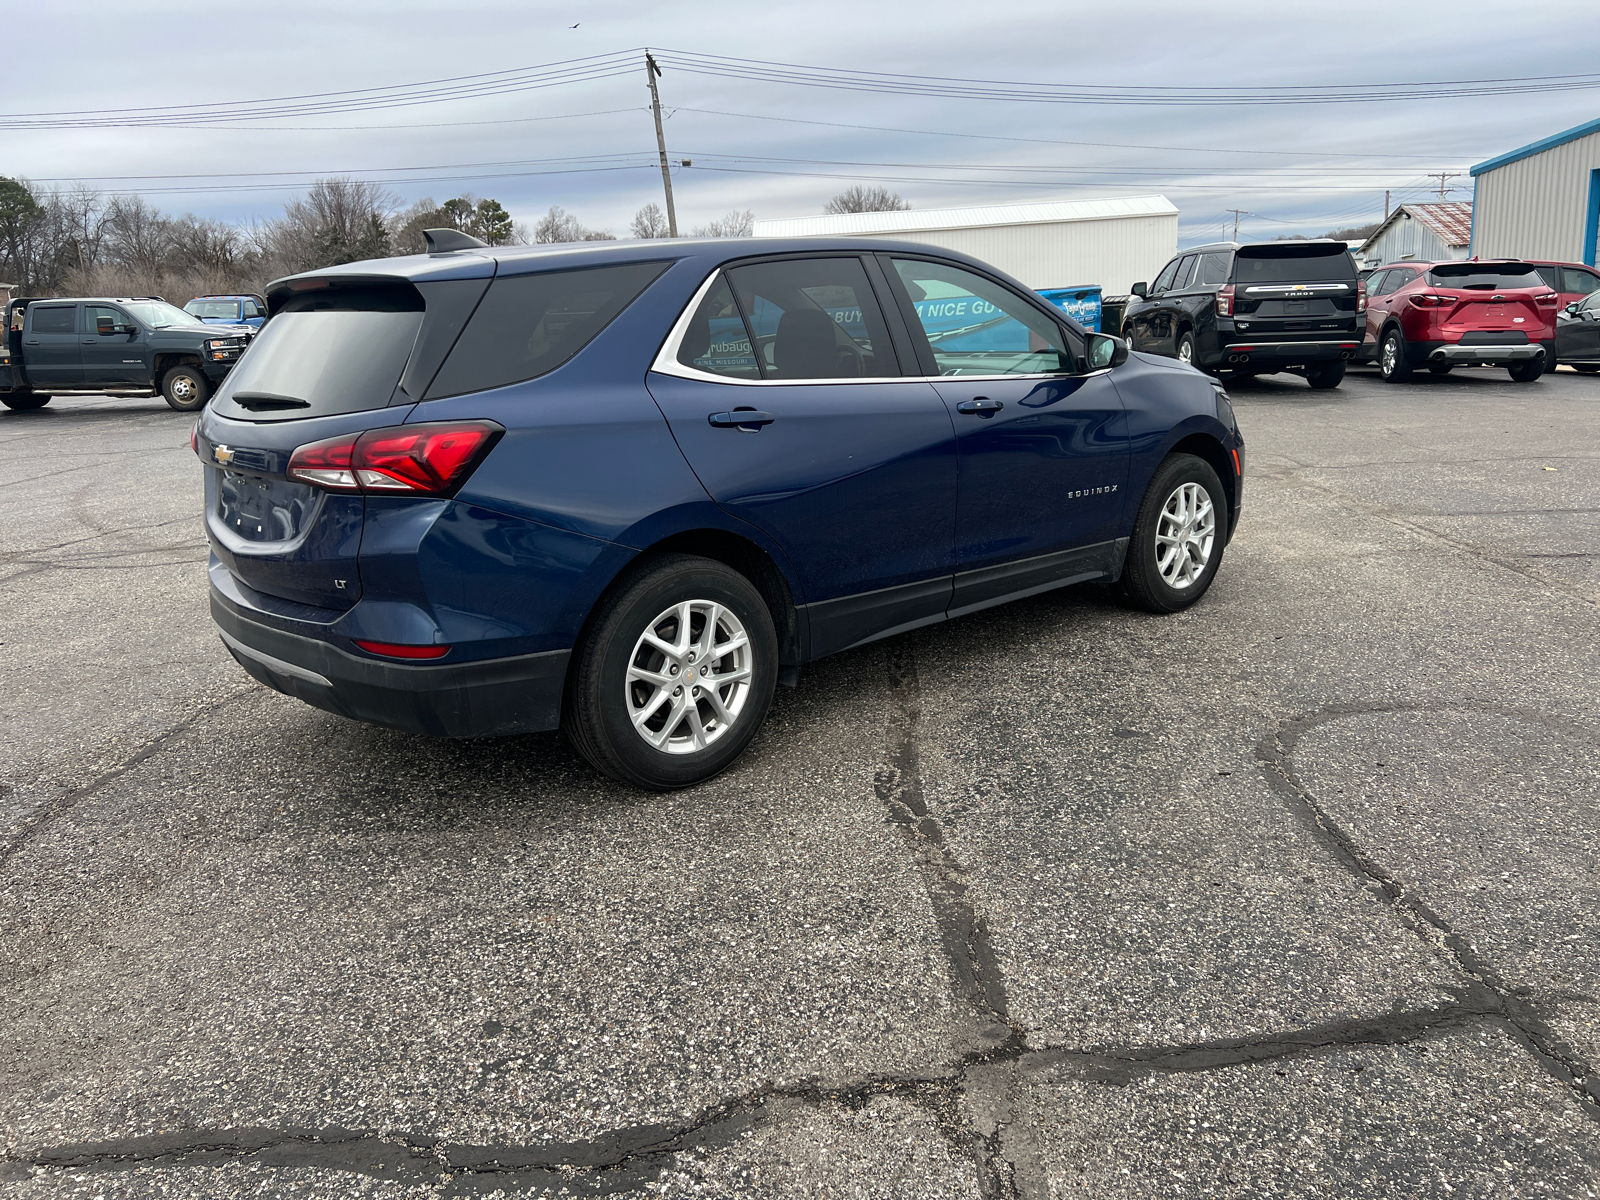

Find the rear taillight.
[
  {"left": 1535, "top": 291, "right": 1559, "bottom": 307},
  {"left": 1215, "top": 285, "right": 1234, "bottom": 317},
  {"left": 190, "top": 422, "right": 199, "bottom": 456},
  {"left": 1409, "top": 294, "right": 1450, "bottom": 308},
  {"left": 288, "top": 420, "right": 503, "bottom": 497},
  {"left": 1356, "top": 280, "right": 1367, "bottom": 315}
]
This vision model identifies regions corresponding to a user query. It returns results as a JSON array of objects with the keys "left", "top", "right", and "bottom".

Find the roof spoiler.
[{"left": 423, "top": 228, "right": 488, "bottom": 254}]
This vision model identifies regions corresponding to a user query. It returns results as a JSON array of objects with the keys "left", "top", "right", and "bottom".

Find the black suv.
[
  {"left": 1122, "top": 241, "right": 1363, "bottom": 389},
  {"left": 1, "top": 296, "right": 254, "bottom": 412}
]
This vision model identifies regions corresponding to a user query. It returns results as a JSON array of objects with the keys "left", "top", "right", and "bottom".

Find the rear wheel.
[
  {"left": 1, "top": 392, "right": 51, "bottom": 411},
  {"left": 1117, "top": 453, "right": 1227, "bottom": 614},
  {"left": 1305, "top": 361, "right": 1345, "bottom": 390},
  {"left": 1508, "top": 359, "right": 1544, "bottom": 383},
  {"left": 1122, "top": 326, "right": 1137, "bottom": 352},
  {"left": 1175, "top": 331, "right": 1196, "bottom": 366},
  {"left": 161, "top": 365, "right": 210, "bottom": 412},
  {"left": 1379, "top": 328, "right": 1412, "bottom": 382},
  {"left": 1428, "top": 364, "right": 1454, "bottom": 376},
  {"left": 564, "top": 554, "right": 779, "bottom": 790}
]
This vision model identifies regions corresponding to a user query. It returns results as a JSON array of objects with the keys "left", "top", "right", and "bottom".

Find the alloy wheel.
[
  {"left": 625, "top": 599, "right": 753, "bottom": 754},
  {"left": 1381, "top": 336, "right": 1399, "bottom": 377},
  {"left": 1177, "top": 336, "right": 1194, "bottom": 364},
  {"left": 1154, "top": 482, "right": 1215, "bottom": 590}
]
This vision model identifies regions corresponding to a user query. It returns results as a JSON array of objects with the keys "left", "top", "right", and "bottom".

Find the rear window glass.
[
  {"left": 211, "top": 285, "right": 424, "bottom": 420},
  {"left": 1194, "top": 252, "right": 1232, "bottom": 286},
  {"left": 426, "top": 261, "right": 668, "bottom": 399},
  {"left": 1426, "top": 263, "right": 1540, "bottom": 289},
  {"left": 1232, "top": 246, "right": 1356, "bottom": 284},
  {"left": 677, "top": 274, "right": 760, "bottom": 379},
  {"left": 29, "top": 306, "right": 75, "bottom": 334}
]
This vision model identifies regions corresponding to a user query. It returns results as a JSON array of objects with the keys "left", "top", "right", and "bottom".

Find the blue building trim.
[
  {"left": 1585, "top": 169, "right": 1600, "bottom": 267},
  {"left": 1471, "top": 115, "right": 1600, "bottom": 177}
]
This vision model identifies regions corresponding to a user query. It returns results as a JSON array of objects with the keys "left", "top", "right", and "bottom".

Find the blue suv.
[{"left": 198, "top": 231, "right": 1244, "bottom": 788}]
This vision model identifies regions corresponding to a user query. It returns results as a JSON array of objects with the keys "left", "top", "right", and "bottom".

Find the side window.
[
  {"left": 724, "top": 256, "right": 898, "bottom": 380},
  {"left": 1562, "top": 267, "right": 1600, "bottom": 296},
  {"left": 1169, "top": 255, "right": 1198, "bottom": 290},
  {"left": 1150, "top": 260, "right": 1180, "bottom": 295},
  {"left": 1194, "top": 253, "right": 1232, "bottom": 286},
  {"left": 1365, "top": 270, "right": 1393, "bottom": 296},
  {"left": 28, "top": 305, "right": 76, "bottom": 334},
  {"left": 85, "top": 305, "right": 126, "bottom": 335},
  {"left": 676, "top": 274, "right": 760, "bottom": 380},
  {"left": 1390, "top": 268, "right": 1418, "bottom": 291},
  {"left": 892, "top": 257, "right": 1076, "bottom": 377},
  {"left": 241, "top": 299, "right": 263, "bottom": 319},
  {"left": 1536, "top": 266, "right": 1562, "bottom": 290},
  {"left": 427, "top": 260, "right": 669, "bottom": 399}
]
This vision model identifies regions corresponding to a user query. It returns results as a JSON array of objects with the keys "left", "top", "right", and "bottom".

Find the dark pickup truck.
[{"left": 2, "top": 295, "right": 254, "bottom": 412}]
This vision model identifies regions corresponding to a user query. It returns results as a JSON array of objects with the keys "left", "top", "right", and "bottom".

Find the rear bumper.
[
  {"left": 211, "top": 589, "right": 570, "bottom": 738},
  {"left": 1206, "top": 340, "right": 1359, "bottom": 367},
  {"left": 1428, "top": 342, "right": 1545, "bottom": 363}
]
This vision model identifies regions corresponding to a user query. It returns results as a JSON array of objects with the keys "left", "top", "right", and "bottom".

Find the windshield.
[
  {"left": 1426, "top": 264, "right": 1541, "bottom": 290},
  {"left": 1232, "top": 246, "right": 1356, "bottom": 285},
  {"left": 124, "top": 300, "right": 206, "bottom": 328},
  {"left": 185, "top": 300, "right": 241, "bottom": 319}
]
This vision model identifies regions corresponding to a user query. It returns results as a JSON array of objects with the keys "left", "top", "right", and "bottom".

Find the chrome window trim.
[{"left": 650, "top": 266, "right": 1109, "bottom": 388}]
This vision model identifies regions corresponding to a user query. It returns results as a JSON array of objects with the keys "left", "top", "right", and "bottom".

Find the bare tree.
[
  {"left": 823, "top": 186, "right": 908, "bottom": 214},
  {"left": 630, "top": 203, "right": 670, "bottom": 239},
  {"left": 532, "top": 205, "right": 614, "bottom": 244},
  {"left": 691, "top": 210, "right": 754, "bottom": 238}
]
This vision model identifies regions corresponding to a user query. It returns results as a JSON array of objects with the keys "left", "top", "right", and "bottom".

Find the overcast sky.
[{"left": 5, "top": 0, "right": 1598, "bottom": 248}]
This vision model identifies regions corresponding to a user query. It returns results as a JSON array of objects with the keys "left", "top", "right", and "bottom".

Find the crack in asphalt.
[{"left": 1258, "top": 699, "right": 1600, "bottom": 1120}]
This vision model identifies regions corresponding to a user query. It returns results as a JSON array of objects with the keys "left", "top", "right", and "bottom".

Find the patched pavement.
[{"left": 3, "top": 367, "right": 1599, "bottom": 1197}]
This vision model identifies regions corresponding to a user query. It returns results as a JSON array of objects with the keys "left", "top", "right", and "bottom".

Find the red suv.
[
  {"left": 1362, "top": 260, "right": 1559, "bottom": 383},
  {"left": 1526, "top": 261, "right": 1600, "bottom": 308}
]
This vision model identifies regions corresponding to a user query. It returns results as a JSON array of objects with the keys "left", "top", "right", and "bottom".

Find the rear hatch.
[
  {"left": 1422, "top": 262, "right": 1554, "bottom": 343},
  {"left": 198, "top": 271, "right": 491, "bottom": 613},
  {"left": 1230, "top": 244, "right": 1359, "bottom": 339}
]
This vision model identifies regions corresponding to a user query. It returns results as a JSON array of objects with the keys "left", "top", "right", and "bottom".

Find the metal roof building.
[
  {"left": 751, "top": 195, "right": 1178, "bottom": 294},
  {"left": 1469, "top": 116, "right": 1600, "bottom": 265},
  {"left": 1359, "top": 202, "right": 1473, "bottom": 267}
]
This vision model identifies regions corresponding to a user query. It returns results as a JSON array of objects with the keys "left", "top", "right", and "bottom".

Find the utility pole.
[
  {"left": 1427, "top": 172, "right": 1460, "bottom": 200},
  {"left": 1384, "top": 190, "right": 1390, "bottom": 220},
  {"left": 644, "top": 51, "right": 678, "bottom": 238},
  {"left": 1226, "top": 209, "right": 1249, "bottom": 241}
]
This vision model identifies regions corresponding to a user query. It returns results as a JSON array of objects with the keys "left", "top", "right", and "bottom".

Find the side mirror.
[
  {"left": 96, "top": 317, "right": 115, "bottom": 336},
  {"left": 1566, "top": 302, "right": 1582, "bottom": 315},
  {"left": 1086, "top": 333, "right": 1129, "bottom": 371},
  {"left": 1131, "top": 282, "right": 1148, "bottom": 299}
]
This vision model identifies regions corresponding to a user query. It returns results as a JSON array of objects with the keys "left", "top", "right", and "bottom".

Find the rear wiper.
[{"left": 231, "top": 391, "right": 310, "bottom": 411}]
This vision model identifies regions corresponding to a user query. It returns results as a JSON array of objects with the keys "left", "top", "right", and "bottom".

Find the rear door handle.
[
  {"left": 81, "top": 339, "right": 98, "bottom": 344},
  {"left": 956, "top": 398, "right": 1004, "bottom": 416},
  {"left": 708, "top": 409, "right": 776, "bottom": 431}
]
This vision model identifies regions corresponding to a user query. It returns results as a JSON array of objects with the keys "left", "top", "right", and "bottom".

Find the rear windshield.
[
  {"left": 210, "top": 285, "right": 424, "bottom": 420},
  {"left": 1426, "top": 263, "right": 1541, "bottom": 290},
  {"left": 424, "top": 261, "right": 668, "bottom": 399},
  {"left": 1232, "top": 245, "right": 1356, "bottom": 284}
]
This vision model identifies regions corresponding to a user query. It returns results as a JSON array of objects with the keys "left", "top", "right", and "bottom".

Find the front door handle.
[
  {"left": 81, "top": 339, "right": 98, "bottom": 344},
  {"left": 956, "top": 398, "right": 1004, "bottom": 417},
  {"left": 708, "top": 409, "right": 775, "bottom": 431}
]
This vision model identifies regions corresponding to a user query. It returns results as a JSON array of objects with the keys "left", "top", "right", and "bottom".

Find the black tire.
[
  {"left": 1378, "top": 327, "right": 1412, "bottom": 382},
  {"left": 1122, "top": 326, "right": 1138, "bottom": 352},
  {"left": 1, "top": 392, "right": 51, "bottom": 410},
  {"left": 1573, "top": 363, "right": 1600, "bottom": 374},
  {"left": 564, "top": 554, "right": 779, "bottom": 790},
  {"left": 1175, "top": 330, "right": 1197, "bottom": 367},
  {"left": 1117, "top": 453, "right": 1228, "bottom": 614},
  {"left": 1428, "top": 364, "right": 1454, "bottom": 376},
  {"left": 1305, "top": 361, "right": 1345, "bottom": 390},
  {"left": 1508, "top": 359, "right": 1544, "bottom": 383},
  {"left": 161, "top": 365, "right": 210, "bottom": 412}
]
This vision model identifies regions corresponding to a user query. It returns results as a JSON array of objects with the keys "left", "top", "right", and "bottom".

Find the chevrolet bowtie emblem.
[{"left": 214, "top": 445, "right": 235, "bottom": 466}]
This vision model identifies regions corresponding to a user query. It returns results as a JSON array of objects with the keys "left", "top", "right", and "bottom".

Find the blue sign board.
[{"left": 1037, "top": 286, "right": 1103, "bottom": 332}]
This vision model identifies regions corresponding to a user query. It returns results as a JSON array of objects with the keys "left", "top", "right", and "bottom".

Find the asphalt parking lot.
[{"left": 2, "top": 363, "right": 1599, "bottom": 1198}]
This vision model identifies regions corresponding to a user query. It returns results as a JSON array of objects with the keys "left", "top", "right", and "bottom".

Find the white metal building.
[
  {"left": 1359, "top": 202, "right": 1472, "bottom": 268},
  {"left": 1469, "top": 116, "right": 1600, "bottom": 265},
  {"left": 751, "top": 196, "right": 1179, "bottom": 294}
]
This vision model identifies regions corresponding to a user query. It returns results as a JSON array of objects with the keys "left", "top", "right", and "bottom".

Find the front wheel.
[
  {"left": 161, "top": 365, "right": 210, "bottom": 412},
  {"left": 1117, "top": 453, "right": 1228, "bottom": 614},
  {"left": 564, "top": 554, "right": 779, "bottom": 790},
  {"left": 1, "top": 392, "right": 51, "bottom": 411},
  {"left": 1508, "top": 359, "right": 1544, "bottom": 383},
  {"left": 1379, "top": 329, "right": 1412, "bottom": 382},
  {"left": 1305, "top": 361, "right": 1345, "bottom": 390}
]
